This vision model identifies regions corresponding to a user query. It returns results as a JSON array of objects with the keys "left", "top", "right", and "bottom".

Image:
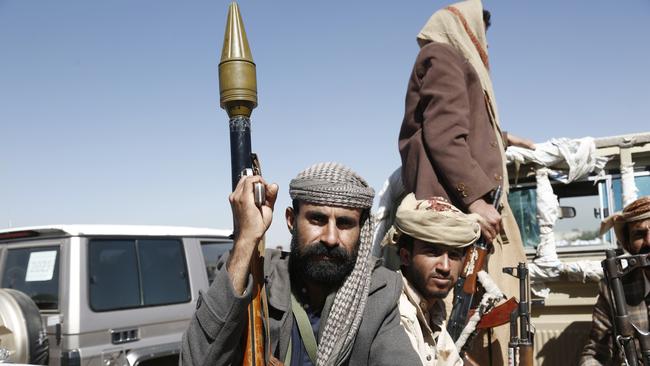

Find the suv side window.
[
  {"left": 1, "top": 246, "right": 60, "bottom": 310},
  {"left": 201, "top": 241, "right": 232, "bottom": 285},
  {"left": 139, "top": 239, "right": 190, "bottom": 305},
  {"left": 89, "top": 238, "right": 190, "bottom": 312},
  {"left": 89, "top": 240, "right": 140, "bottom": 311}
]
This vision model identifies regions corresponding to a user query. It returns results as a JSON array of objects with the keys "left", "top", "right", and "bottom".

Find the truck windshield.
[
  {"left": 1, "top": 246, "right": 60, "bottom": 310},
  {"left": 510, "top": 173, "right": 650, "bottom": 250}
]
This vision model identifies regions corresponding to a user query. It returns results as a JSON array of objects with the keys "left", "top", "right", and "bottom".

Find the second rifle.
[
  {"left": 448, "top": 186, "right": 502, "bottom": 341},
  {"left": 602, "top": 249, "right": 650, "bottom": 365},
  {"left": 503, "top": 262, "right": 534, "bottom": 366}
]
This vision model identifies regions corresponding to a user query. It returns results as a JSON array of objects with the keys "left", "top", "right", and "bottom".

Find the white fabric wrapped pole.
[
  {"left": 455, "top": 271, "right": 505, "bottom": 350},
  {"left": 534, "top": 168, "right": 560, "bottom": 263},
  {"left": 527, "top": 168, "right": 562, "bottom": 296},
  {"left": 621, "top": 162, "right": 638, "bottom": 208}
]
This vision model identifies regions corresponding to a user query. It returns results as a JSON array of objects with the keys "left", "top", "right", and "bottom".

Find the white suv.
[{"left": 0, "top": 225, "right": 232, "bottom": 365}]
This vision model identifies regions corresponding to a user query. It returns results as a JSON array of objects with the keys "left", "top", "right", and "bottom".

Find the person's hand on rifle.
[
  {"left": 468, "top": 198, "right": 501, "bottom": 242},
  {"left": 227, "top": 175, "right": 279, "bottom": 295}
]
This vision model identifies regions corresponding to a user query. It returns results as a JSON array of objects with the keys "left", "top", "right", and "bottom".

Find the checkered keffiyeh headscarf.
[{"left": 289, "top": 162, "right": 375, "bottom": 366}]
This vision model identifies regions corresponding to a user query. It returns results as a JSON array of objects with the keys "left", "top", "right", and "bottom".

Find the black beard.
[
  {"left": 404, "top": 264, "right": 451, "bottom": 300},
  {"left": 289, "top": 232, "right": 358, "bottom": 288}
]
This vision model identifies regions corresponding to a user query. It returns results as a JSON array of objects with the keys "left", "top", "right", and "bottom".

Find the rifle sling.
[
  {"left": 284, "top": 339, "right": 292, "bottom": 366},
  {"left": 289, "top": 293, "right": 318, "bottom": 365}
]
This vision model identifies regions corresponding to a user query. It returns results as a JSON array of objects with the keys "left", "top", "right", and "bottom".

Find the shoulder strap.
[
  {"left": 283, "top": 338, "right": 292, "bottom": 366},
  {"left": 290, "top": 293, "right": 318, "bottom": 365}
]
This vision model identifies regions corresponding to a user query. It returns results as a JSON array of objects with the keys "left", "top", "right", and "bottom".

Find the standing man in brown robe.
[{"left": 398, "top": 0, "right": 534, "bottom": 363}]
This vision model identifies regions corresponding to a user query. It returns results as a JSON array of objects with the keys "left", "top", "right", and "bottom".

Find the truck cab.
[{"left": 507, "top": 132, "right": 650, "bottom": 364}]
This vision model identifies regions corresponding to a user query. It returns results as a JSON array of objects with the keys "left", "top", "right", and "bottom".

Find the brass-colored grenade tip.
[{"left": 219, "top": 2, "right": 258, "bottom": 118}]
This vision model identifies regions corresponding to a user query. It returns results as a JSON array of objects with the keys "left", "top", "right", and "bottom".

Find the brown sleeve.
[
  {"left": 579, "top": 281, "right": 613, "bottom": 365},
  {"left": 417, "top": 44, "right": 494, "bottom": 207}
]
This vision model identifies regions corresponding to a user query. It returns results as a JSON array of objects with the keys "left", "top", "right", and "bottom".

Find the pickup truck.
[{"left": 507, "top": 132, "right": 650, "bottom": 365}]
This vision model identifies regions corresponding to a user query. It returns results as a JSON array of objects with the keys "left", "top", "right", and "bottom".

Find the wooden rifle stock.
[
  {"left": 239, "top": 160, "right": 269, "bottom": 366},
  {"left": 242, "top": 242, "right": 268, "bottom": 365},
  {"left": 461, "top": 247, "right": 489, "bottom": 294},
  {"left": 518, "top": 344, "right": 534, "bottom": 366},
  {"left": 476, "top": 297, "right": 518, "bottom": 329}
]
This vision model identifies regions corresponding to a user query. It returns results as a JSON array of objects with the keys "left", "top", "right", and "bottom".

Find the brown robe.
[
  {"left": 399, "top": 41, "right": 504, "bottom": 207},
  {"left": 399, "top": 41, "right": 526, "bottom": 365}
]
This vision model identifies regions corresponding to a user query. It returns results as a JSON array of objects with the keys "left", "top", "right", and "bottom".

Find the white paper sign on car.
[{"left": 25, "top": 250, "right": 57, "bottom": 282}]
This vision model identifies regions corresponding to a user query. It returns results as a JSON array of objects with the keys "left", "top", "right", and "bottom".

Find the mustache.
[
  {"left": 429, "top": 273, "right": 451, "bottom": 280},
  {"left": 299, "top": 241, "right": 350, "bottom": 262}
]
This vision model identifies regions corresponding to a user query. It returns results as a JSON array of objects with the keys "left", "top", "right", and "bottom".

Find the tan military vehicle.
[
  {"left": 0, "top": 225, "right": 232, "bottom": 365},
  {"left": 507, "top": 132, "right": 650, "bottom": 365}
]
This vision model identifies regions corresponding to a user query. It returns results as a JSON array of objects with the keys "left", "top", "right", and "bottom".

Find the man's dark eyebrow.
[
  {"left": 336, "top": 215, "right": 359, "bottom": 225},
  {"left": 417, "top": 245, "right": 440, "bottom": 253},
  {"left": 304, "top": 209, "right": 328, "bottom": 218},
  {"left": 418, "top": 245, "right": 463, "bottom": 255}
]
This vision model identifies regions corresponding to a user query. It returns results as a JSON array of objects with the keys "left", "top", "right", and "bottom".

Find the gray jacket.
[{"left": 180, "top": 249, "right": 422, "bottom": 366}]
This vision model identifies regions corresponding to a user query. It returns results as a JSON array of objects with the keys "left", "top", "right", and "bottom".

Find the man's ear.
[
  {"left": 286, "top": 207, "right": 296, "bottom": 233},
  {"left": 399, "top": 247, "right": 411, "bottom": 267}
]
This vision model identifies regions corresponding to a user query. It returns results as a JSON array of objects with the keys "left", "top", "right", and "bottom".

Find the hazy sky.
[{"left": 2, "top": 0, "right": 649, "bottom": 247}]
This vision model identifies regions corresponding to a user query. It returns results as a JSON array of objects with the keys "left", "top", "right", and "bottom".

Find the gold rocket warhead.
[{"left": 219, "top": 2, "right": 258, "bottom": 118}]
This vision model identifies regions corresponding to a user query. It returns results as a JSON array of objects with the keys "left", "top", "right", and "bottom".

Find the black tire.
[{"left": 1, "top": 289, "right": 49, "bottom": 364}]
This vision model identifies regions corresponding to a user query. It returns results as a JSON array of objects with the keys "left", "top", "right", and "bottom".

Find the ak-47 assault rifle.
[
  {"left": 219, "top": 3, "right": 270, "bottom": 365},
  {"left": 448, "top": 186, "right": 502, "bottom": 341},
  {"left": 602, "top": 249, "right": 650, "bottom": 366},
  {"left": 503, "top": 262, "right": 534, "bottom": 366}
]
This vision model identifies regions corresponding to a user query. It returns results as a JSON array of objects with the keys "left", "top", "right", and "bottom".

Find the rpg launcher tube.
[
  {"left": 219, "top": 2, "right": 258, "bottom": 190},
  {"left": 219, "top": 5, "right": 267, "bottom": 366}
]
